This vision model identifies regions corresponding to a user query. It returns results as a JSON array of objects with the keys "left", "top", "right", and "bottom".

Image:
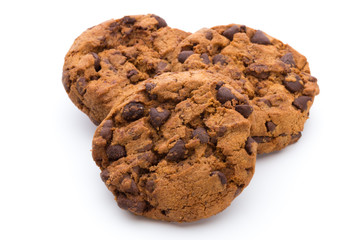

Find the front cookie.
[{"left": 92, "top": 71, "right": 257, "bottom": 222}]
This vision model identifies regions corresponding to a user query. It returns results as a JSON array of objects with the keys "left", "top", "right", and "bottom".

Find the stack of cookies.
[{"left": 62, "top": 14, "right": 319, "bottom": 222}]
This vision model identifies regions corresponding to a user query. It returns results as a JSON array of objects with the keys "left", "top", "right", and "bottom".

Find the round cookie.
[
  {"left": 92, "top": 70, "right": 257, "bottom": 222},
  {"left": 62, "top": 14, "right": 190, "bottom": 124},
  {"left": 170, "top": 26, "right": 319, "bottom": 153}
]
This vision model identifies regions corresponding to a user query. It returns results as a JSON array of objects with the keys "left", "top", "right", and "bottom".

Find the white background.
[{"left": 1, "top": 0, "right": 359, "bottom": 239}]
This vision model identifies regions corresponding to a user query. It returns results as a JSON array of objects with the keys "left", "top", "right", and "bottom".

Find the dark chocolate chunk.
[
  {"left": 205, "top": 31, "right": 213, "bottom": 40},
  {"left": 106, "top": 144, "right": 126, "bottom": 162},
  {"left": 280, "top": 52, "right": 296, "bottom": 67},
  {"left": 91, "top": 52, "right": 101, "bottom": 72},
  {"left": 117, "top": 194, "right": 146, "bottom": 213},
  {"left": 123, "top": 16, "right": 136, "bottom": 25},
  {"left": 222, "top": 25, "right": 240, "bottom": 41},
  {"left": 215, "top": 81, "right": 225, "bottom": 90},
  {"left": 210, "top": 171, "right": 227, "bottom": 185},
  {"left": 251, "top": 30, "right": 271, "bottom": 45},
  {"left": 212, "top": 54, "right": 227, "bottom": 65},
  {"left": 235, "top": 184, "right": 245, "bottom": 197},
  {"left": 200, "top": 53, "right": 210, "bottom": 64},
  {"left": 127, "top": 69, "right": 138, "bottom": 80},
  {"left": 166, "top": 140, "right": 186, "bottom": 162},
  {"left": 252, "top": 136, "right": 272, "bottom": 143},
  {"left": 156, "top": 62, "right": 168, "bottom": 73},
  {"left": 76, "top": 77, "right": 87, "bottom": 96},
  {"left": 192, "top": 127, "right": 210, "bottom": 143},
  {"left": 145, "top": 82, "right": 157, "bottom": 100},
  {"left": 121, "top": 176, "right": 139, "bottom": 195},
  {"left": 266, "top": 121, "right": 277, "bottom": 132},
  {"left": 235, "top": 104, "right": 253, "bottom": 118},
  {"left": 283, "top": 75, "right": 304, "bottom": 93},
  {"left": 217, "top": 86, "right": 237, "bottom": 104},
  {"left": 122, "top": 102, "right": 145, "bottom": 121},
  {"left": 258, "top": 98, "right": 272, "bottom": 107},
  {"left": 178, "top": 50, "right": 194, "bottom": 63},
  {"left": 290, "top": 132, "right": 302, "bottom": 144},
  {"left": 247, "top": 64, "right": 270, "bottom": 79},
  {"left": 239, "top": 25, "right": 247, "bottom": 33},
  {"left": 149, "top": 108, "right": 171, "bottom": 129},
  {"left": 292, "top": 96, "right": 312, "bottom": 112},
  {"left": 153, "top": 15, "right": 167, "bottom": 29},
  {"left": 217, "top": 126, "right": 227, "bottom": 137},
  {"left": 100, "top": 169, "right": 110, "bottom": 183},
  {"left": 245, "top": 137, "right": 256, "bottom": 155},
  {"left": 62, "top": 71, "right": 71, "bottom": 92},
  {"left": 145, "top": 180, "right": 155, "bottom": 192},
  {"left": 100, "top": 119, "right": 114, "bottom": 141}
]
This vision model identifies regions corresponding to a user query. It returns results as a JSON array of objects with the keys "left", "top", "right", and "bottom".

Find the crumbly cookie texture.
[
  {"left": 92, "top": 71, "right": 257, "bottom": 222},
  {"left": 62, "top": 14, "right": 190, "bottom": 124},
  {"left": 170, "top": 26, "right": 319, "bottom": 153}
]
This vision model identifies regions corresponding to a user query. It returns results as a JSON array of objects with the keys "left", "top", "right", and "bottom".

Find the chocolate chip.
[
  {"left": 127, "top": 69, "right": 138, "bottom": 81},
  {"left": 123, "top": 16, "right": 136, "bottom": 25},
  {"left": 290, "top": 132, "right": 302, "bottom": 144},
  {"left": 145, "top": 180, "right": 155, "bottom": 192},
  {"left": 247, "top": 64, "right": 270, "bottom": 79},
  {"left": 62, "top": 71, "right": 71, "bottom": 92},
  {"left": 252, "top": 136, "right": 272, "bottom": 143},
  {"left": 117, "top": 194, "right": 146, "bottom": 213},
  {"left": 239, "top": 25, "right": 247, "bottom": 33},
  {"left": 76, "top": 77, "right": 87, "bottom": 96},
  {"left": 91, "top": 52, "right": 101, "bottom": 72},
  {"left": 217, "top": 126, "right": 227, "bottom": 137},
  {"left": 178, "top": 50, "right": 194, "bottom": 63},
  {"left": 258, "top": 98, "right": 272, "bottom": 107},
  {"left": 205, "top": 31, "right": 213, "bottom": 40},
  {"left": 292, "top": 96, "right": 312, "bottom": 112},
  {"left": 266, "top": 121, "right": 276, "bottom": 132},
  {"left": 100, "top": 169, "right": 110, "bottom": 182},
  {"left": 235, "top": 104, "right": 253, "bottom": 118},
  {"left": 145, "top": 82, "right": 157, "bottom": 100},
  {"left": 106, "top": 144, "right": 126, "bottom": 162},
  {"left": 280, "top": 52, "right": 296, "bottom": 67},
  {"left": 200, "top": 53, "right": 210, "bottom": 64},
  {"left": 149, "top": 108, "right": 171, "bottom": 129},
  {"left": 121, "top": 176, "right": 139, "bottom": 195},
  {"left": 235, "top": 184, "right": 245, "bottom": 197},
  {"left": 153, "top": 15, "right": 167, "bottom": 29},
  {"left": 212, "top": 54, "right": 227, "bottom": 65},
  {"left": 309, "top": 75, "right": 318, "bottom": 82},
  {"left": 245, "top": 137, "right": 255, "bottom": 155},
  {"left": 283, "top": 75, "right": 304, "bottom": 93},
  {"left": 192, "top": 127, "right": 210, "bottom": 143},
  {"left": 122, "top": 102, "right": 145, "bottom": 121},
  {"left": 222, "top": 25, "right": 240, "bottom": 41},
  {"left": 215, "top": 81, "right": 225, "bottom": 90},
  {"left": 156, "top": 62, "right": 168, "bottom": 73},
  {"left": 217, "top": 86, "right": 237, "bottom": 104},
  {"left": 210, "top": 171, "right": 227, "bottom": 185},
  {"left": 251, "top": 30, "right": 271, "bottom": 45},
  {"left": 166, "top": 140, "right": 186, "bottom": 162},
  {"left": 100, "top": 119, "right": 113, "bottom": 142}
]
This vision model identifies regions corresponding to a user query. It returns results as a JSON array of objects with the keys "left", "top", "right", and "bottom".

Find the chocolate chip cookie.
[
  {"left": 170, "top": 26, "right": 319, "bottom": 153},
  {"left": 92, "top": 70, "right": 257, "bottom": 222},
  {"left": 62, "top": 14, "right": 190, "bottom": 124}
]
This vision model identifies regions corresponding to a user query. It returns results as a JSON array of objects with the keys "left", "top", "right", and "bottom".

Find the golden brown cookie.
[
  {"left": 92, "top": 71, "right": 257, "bottom": 222},
  {"left": 62, "top": 14, "right": 190, "bottom": 124},
  {"left": 170, "top": 26, "right": 319, "bottom": 153}
]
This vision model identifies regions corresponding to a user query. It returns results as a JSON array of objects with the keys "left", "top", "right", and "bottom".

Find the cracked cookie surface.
[
  {"left": 62, "top": 14, "right": 190, "bottom": 124},
  {"left": 170, "top": 25, "right": 319, "bottom": 153},
  {"left": 92, "top": 70, "right": 257, "bottom": 222}
]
